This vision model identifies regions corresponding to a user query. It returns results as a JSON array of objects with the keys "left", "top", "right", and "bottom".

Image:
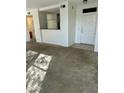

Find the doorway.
[
  {"left": 26, "top": 16, "right": 36, "bottom": 42},
  {"left": 80, "top": 14, "right": 97, "bottom": 45}
]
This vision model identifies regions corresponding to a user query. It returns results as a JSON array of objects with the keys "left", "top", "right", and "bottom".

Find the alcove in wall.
[{"left": 39, "top": 7, "right": 60, "bottom": 30}]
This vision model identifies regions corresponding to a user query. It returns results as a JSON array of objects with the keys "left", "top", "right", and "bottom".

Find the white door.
[{"left": 80, "top": 14, "right": 97, "bottom": 45}]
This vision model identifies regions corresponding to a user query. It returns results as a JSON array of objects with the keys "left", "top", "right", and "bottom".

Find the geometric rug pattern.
[{"left": 26, "top": 50, "right": 52, "bottom": 93}]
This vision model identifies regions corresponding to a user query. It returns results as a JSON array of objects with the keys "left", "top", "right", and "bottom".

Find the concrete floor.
[
  {"left": 26, "top": 42, "right": 98, "bottom": 93},
  {"left": 71, "top": 43, "right": 94, "bottom": 51}
]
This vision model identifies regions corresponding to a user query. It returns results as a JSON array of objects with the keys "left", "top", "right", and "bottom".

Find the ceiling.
[
  {"left": 26, "top": 0, "right": 98, "bottom": 9},
  {"left": 40, "top": 7, "right": 60, "bottom": 13}
]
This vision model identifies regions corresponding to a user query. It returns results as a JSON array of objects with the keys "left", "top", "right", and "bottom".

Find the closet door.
[{"left": 80, "top": 14, "right": 97, "bottom": 45}]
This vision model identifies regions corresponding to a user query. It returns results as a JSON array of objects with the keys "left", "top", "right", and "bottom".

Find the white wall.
[
  {"left": 75, "top": 3, "right": 98, "bottom": 44},
  {"left": 41, "top": 29, "right": 67, "bottom": 46},
  {"left": 68, "top": 2, "right": 76, "bottom": 46},
  {"left": 39, "top": 12, "right": 47, "bottom": 29},
  {"left": 26, "top": 1, "right": 77, "bottom": 47},
  {"left": 26, "top": 9, "right": 42, "bottom": 42},
  {"left": 26, "top": 2, "right": 98, "bottom": 49},
  {"left": 60, "top": 2, "right": 68, "bottom": 46},
  {"left": 40, "top": 1, "right": 77, "bottom": 47},
  {"left": 94, "top": 22, "right": 98, "bottom": 52},
  {"left": 40, "top": 2, "right": 69, "bottom": 47}
]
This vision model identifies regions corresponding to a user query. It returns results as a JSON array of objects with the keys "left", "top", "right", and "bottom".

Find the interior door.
[{"left": 80, "top": 14, "right": 97, "bottom": 45}]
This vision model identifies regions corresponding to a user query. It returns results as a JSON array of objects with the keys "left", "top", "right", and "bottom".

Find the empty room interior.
[{"left": 26, "top": 0, "right": 98, "bottom": 93}]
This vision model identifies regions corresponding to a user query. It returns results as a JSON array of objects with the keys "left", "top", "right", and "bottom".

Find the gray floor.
[
  {"left": 26, "top": 42, "right": 98, "bottom": 93},
  {"left": 71, "top": 43, "right": 94, "bottom": 51}
]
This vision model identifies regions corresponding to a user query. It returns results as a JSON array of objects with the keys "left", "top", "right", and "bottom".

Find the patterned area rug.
[
  {"left": 26, "top": 50, "right": 52, "bottom": 93},
  {"left": 26, "top": 50, "right": 38, "bottom": 66}
]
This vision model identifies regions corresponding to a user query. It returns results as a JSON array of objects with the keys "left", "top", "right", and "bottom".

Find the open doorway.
[{"left": 26, "top": 16, "right": 36, "bottom": 42}]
